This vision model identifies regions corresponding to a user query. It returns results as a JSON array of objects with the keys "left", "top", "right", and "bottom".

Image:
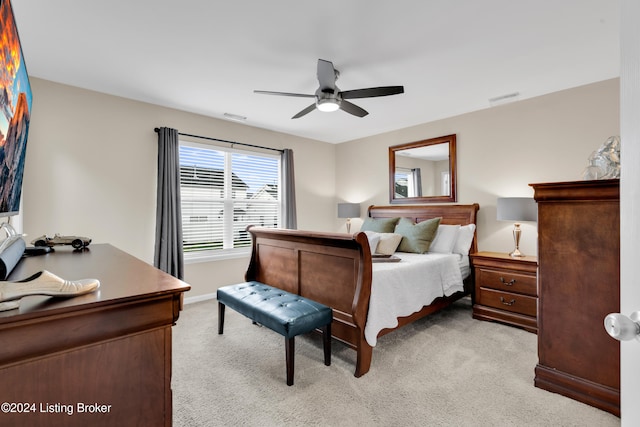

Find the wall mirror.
[{"left": 389, "top": 134, "right": 457, "bottom": 203}]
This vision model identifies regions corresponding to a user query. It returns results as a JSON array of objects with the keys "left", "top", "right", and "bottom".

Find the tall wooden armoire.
[{"left": 531, "top": 179, "right": 620, "bottom": 416}]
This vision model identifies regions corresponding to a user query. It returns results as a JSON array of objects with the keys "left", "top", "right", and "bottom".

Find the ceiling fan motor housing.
[{"left": 316, "top": 87, "right": 341, "bottom": 111}]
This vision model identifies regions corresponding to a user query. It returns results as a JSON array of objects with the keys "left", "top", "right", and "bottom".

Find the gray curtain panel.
[
  {"left": 281, "top": 148, "right": 297, "bottom": 229},
  {"left": 154, "top": 127, "right": 184, "bottom": 279},
  {"left": 412, "top": 168, "right": 422, "bottom": 196}
]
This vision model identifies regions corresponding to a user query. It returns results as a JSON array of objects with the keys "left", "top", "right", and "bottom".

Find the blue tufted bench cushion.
[
  {"left": 217, "top": 281, "right": 332, "bottom": 338},
  {"left": 217, "top": 281, "right": 333, "bottom": 385}
]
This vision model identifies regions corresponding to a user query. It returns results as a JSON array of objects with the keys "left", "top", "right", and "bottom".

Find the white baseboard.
[{"left": 183, "top": 292, "right": 217, "bottom": 305}]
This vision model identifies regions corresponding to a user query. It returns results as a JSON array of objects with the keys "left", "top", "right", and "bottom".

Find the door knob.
[{"left": 604, "top": 312, "right": 640, "bottom": 341}]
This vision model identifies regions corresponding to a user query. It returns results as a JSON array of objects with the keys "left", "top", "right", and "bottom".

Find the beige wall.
[
  {"left": 23, "top": 78, "right": 336, "bottom": 298},
  {"left": 22, "top": 77, "right": 619, "bottom": 298},
  {"left": 336, "top": 78, "right": 620, "bottom": 256}
]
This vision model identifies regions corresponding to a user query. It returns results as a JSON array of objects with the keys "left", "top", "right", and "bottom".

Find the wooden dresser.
[
  {"left": 471, "top": 252, "right": 538, "bottom": 333},
  {"left": 531, "top": 179, "right": 620, "bottom": 416},
  {"left": 0, "top": 244, "right": 190, "bottom": 426}
]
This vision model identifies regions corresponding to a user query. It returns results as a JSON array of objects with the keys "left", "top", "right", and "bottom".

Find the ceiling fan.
[{"left": 254, "top": 59, "right": 404, "bottom": 119}]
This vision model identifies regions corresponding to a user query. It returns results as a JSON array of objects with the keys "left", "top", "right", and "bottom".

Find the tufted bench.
[{"left": 217, "top": 281, "right": 332, "bottom": 386}]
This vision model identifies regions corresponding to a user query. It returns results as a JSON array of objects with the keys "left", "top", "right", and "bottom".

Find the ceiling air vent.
[{"left": 489, "top": 92, "right": 520, "bottom": 107}]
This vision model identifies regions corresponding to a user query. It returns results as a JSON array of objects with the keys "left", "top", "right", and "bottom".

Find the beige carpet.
[{"left": 172, "top": 298, "right": 620, "bottom": 426}]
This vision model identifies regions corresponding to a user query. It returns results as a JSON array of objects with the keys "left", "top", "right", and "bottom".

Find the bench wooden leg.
[
  {"left": 322, "top": 323, "right": 331, "bottom": 366},
  {"left": 285, "top": 336, "right": 295, "bottom": 386},
  {"left": 218, "top": 302, "right": 225, "bottom": 334}
]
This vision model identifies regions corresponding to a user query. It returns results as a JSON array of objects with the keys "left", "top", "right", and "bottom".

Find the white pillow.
[
  {"left": 453, "top": 224, "right": 476, "bottom": 256},
  {"left": 364, "top": 231, "right": 403, "bottom": 255},
  {"left": 429, "top": 224, "right": 461, "bottom": 254},
  {"left": 363, "top": 231, "right": 381, "bottom": 254}
]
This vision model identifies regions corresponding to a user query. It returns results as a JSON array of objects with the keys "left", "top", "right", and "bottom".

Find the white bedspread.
[{"left": 364, "top": 253, "right": 466, "bottom": 346}]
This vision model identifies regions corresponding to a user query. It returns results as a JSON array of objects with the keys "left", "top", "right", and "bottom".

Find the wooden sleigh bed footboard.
[
  {"left": 245, "top": 204, "right": 479, "bottom": 377},
  {"left": 245, "top": 226, "right": 374, "bottom": 377}
]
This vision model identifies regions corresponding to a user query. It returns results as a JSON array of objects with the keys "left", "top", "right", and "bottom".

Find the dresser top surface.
[
  {"left": 530, "top": 179, "right": 619, "bottom": 202},
  {"left": 471, "top": 251, "right": 538, "bottom": 264},
  {"left": 1, "top": 244, "right": 190, "bottom": 322}
]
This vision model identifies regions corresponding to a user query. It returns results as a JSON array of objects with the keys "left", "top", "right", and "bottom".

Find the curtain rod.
[{"left": 154, "top": 128, "right": 283, "bottom": 153}]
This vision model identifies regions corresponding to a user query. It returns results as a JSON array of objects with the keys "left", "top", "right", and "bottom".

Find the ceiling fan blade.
[
  {"left": 254, "top": 90, "right": 315, "bottom": 98},
  {"left": 341, "top": 86, "right": 404, "bottom": 99},
  {"left": 317, "top": 59, "right": 337, "bottom": 90},
  {"left": 340, "top": 100, "right": 368, "bottom": 117},
  {"left": 292, "top": 103, "right": 317, "bottom": 119}
]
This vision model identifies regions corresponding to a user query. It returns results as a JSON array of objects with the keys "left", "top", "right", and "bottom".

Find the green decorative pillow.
[
  {"left": 360, "top": 217, "right": 400, "bottom": 233},
  {"left": 396, "top": 217, "right": 442, "bottom": 254}
]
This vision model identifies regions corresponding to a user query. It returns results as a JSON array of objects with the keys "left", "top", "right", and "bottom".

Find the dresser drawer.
[
  {"left": 477, "top": 287, "right": 537, "bottom": 317},
  {"left": 476, "top": 268, "right": 537, "bottom": 296}
]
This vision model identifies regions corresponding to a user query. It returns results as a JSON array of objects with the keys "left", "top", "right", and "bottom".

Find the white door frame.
[{"left": 620, "top": 0, "right": 640, "bottom": 425}]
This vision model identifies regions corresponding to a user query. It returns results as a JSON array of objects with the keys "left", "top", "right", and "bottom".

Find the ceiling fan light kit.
[
  {"left": 316, "top": 98, "right": 340, "bottom": 112},
  {"left": 255, "top": 59, "right": 404, "bottom": 119}
]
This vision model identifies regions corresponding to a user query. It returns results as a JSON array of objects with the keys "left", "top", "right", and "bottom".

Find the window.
[
  {"left": 394, "top": 168, "right": 410, "bottom": 198},
  {"left": 394, "top": 167, "right": 421, "bottom": 198},
  {"left": 179, "top": 141, "right": 281, "bottom": 259}
]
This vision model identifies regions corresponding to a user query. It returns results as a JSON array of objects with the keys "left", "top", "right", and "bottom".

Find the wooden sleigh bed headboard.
[
  {"left": 245, "top": 204, "right": 480, "bottom": 377},
  {"left": 368, "top": 204, "right": 479, "bottom": 254}
]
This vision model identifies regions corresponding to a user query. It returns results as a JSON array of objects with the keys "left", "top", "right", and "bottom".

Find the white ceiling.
[{"left": 12, "top": 1, "right": 620, "bottom": 144}]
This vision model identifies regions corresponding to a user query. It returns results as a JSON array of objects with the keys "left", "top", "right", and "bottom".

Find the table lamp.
[
  {"left": 497, "top": 197, "right": 537, "bottom": 257},
  {"left": 337, "top": 203, "right": 360, "bottom": 233}
]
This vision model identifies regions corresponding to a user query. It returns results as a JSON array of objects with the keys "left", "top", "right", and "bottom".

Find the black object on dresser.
[{"left": 531, "top": 179, "right": 620, "bottom": 416}]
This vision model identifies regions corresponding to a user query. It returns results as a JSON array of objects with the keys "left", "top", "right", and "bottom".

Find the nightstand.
[{"left": 471, "top": 251, "right": 538, "bottom": 333}]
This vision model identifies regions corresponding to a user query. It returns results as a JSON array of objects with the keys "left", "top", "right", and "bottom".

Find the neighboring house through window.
[
  {"left": 394, "top": 167, "right": 422, "bottom": 198},
  {"left": 179, "top": 141, "right": 281, "bottom": 260}
]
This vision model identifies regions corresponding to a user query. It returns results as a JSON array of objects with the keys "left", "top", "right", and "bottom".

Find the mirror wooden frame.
[{"left": 389, "top": 134, "right": 457, "bottom": 204}]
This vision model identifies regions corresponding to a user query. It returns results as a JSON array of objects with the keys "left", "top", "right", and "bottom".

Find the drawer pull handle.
[
  {"left": 500, "top": 297, "right": 516, "bottom": 306},
  {"left": 499, "top": 277, "right": 516, "bottom": 286}
]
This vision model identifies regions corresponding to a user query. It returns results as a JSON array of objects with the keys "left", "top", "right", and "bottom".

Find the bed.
[{"left": 245, "top": 204, "right": 480, "bottom": 377}]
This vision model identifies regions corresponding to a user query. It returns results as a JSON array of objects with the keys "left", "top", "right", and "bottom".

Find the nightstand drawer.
[
  {"left": 476, "top": 268, "right": 537, "bottom": 296},
  {"left": 477, "top": 287, "right": 537, "bottom": 317}
]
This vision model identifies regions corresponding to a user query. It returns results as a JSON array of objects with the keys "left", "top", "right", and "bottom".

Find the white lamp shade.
[
  {"left": 497, "top": 197, "right": 537, "bottom": 222},
  {"left": 337, "top": 203, "right": 360, "bottom": 218}
]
